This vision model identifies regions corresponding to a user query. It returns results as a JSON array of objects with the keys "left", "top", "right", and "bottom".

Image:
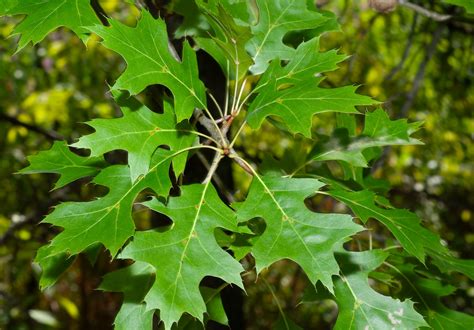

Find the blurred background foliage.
[{"left": 0, "top": 0, "right": 473, "bottom": 329}]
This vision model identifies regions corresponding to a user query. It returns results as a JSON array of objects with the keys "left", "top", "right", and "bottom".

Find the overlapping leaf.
[
  {"left": 426, "top": 247, "right": 474, "bottom": 280},
  {"left": 19, "top": 141, "right": 105, "bottom": 189},
  {"left": 119, "top": 183, "right": 244, "bottom": 330},
  {"left": 99, "top": 262, "right": 155, "bottom": 330},
  {"left": 235, "top": 175, "right": 362, "bottom": 291},
  {"left": 1, "top": 0, "right": 101, "bottom": 51},
  {"left": 34, "top": 245, "right": 74, "bottom": 289},
  {"left": 328, "top": 189, "right": 442, "bottom": 262},
  {"left": 168, "top": 0, "right": 211, "bottom": 38},
  {"left": 247, "top": 38, "right": 376, "bottom": 136},
  {"left": 387, "top": 261, "right": 474, "bottom": 329},
  {"left": 246, "top": 0, "right": 333, "bottom": 74},
  {"left": 40, "top": 157, "right": 172, "bottom": 257},
  {"left": 194, "top": 0, "right": 253, "bottom": 79},
  {"left": 333, "top": 250, "right": 427, "bottom": 329},
  {"left": 328, "top": 189, "right": 474, "bottom": 278},
  {"left": 88, "top": 11, "right": 207, "bottom": 122},
  {"left": 72, "top": 93, "right": 196, "bottom": 182},
  {"left": 309, "top": 109, "right": 422, "bottom": 167}
]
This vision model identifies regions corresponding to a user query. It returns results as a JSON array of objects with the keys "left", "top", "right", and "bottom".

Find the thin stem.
[
  {"left": 369, "top": 229, "right": 373, "bottom": 250},
  {"left": 262, "top": 277, "right": 289, "bottom": 330},
  {"left": 228, "top": 152, "right": 255, "bottom": 175},
  {"left": 201, "top": 106, "right": 227, "bottom": 145},
  {"left": 399, "top": 0, "right": 451, "bottom": 22},
  {"left": 203, "top": 152, "right": 223, "bottom": 184},
  {"left": 208, "top": 91, "right": 225, "bottom": 118},
  {"left": 149, "top": 145, "right": 222, "bottom": 174},
  {"left": 196, "top": 152, "right": 234, "bottom": 202},
  {"left": 215, "top": 115, "right": 232, "bottom": 124},
  {"left": 289, "top": 160, "right": 312, "bottom": 178},
  {"left": 383, "top": 245, "right": 403, "bottom": 252},
  {"left": 383, "top": 261, "right": 430, "bottom": 309},
  {"left": 229, "top": 120, "right": 247, "bottom": 148},
  {"left": 233, "top": 78, "right": 248, "bottom": 116},
  {"left": 224, "top": 60, "right": 231, "bottom": 117},
  {"left": 230, "top": 41, "right": 240, "bottom": 114},
  {"left": 194, "top": 109, "right": 227, "bottom": 147},
  {"left": 162, "top": 129, "right": 219, "bottom": 146},
  {"left": 234, "top": 87, "right": 254, "bottom": 116}
]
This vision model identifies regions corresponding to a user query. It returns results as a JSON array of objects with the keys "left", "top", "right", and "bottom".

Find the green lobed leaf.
[
  {"left": 72, "top": 93, "right": 197, "bottom": 182},
  {"left": 120, "top": 183, "right": 244, "bottom": 330},
  {"left": 195, "top": 0, "right": 253, "bottom": 80},
  {"left": 88, "top": 11, "right": 207, "bottom": 122},
  {"left": 426, "top": 248, "right": 474, "bottom": 280},
  {"left": 40, "top": 156, "right": 172, "bottom": 258},
  {"left": 247, "top": 38, "right": 376, "bottom": 136},
  {"left": 235, "top": 175, "right": 362, "bottom": 291},
  {"left": 309, "top": 109, "right": 422, "bottom": 167},
  {"left": 34, "top": 245, "right": 74, "bottom": 289},
  {"left": 333, "top": 250, "right": 428, "bottom": 329},
  {"left": 0, "top": 0, "right": 101, "bottom": 51},
  {"left": 246, "top": 0, "right": 333, "bottom": 74},
  {"left": 19, "top": 141, "right": 105, "bottom": 189},
  {"left": 387, "top": 261, "right": 474, "bottom": 329},
  {"left": 248, "top": 82, "right": 376, "bottom": 137},
  {"left": 168, "top": 0, "right": 211, "bottom": 38},
  {"left": 255, "top": 37, "right": 347, "bottom": 90},
  {"left": 327, "top": 189, "right": 442, "bottom": 262},
  {"left": 99, "top": 262, "right": 155, "bottom": 330},
  {"left": 200, "top": 287, "right": 228, "bottom": 326},
  {"left": 328, "top": 189, "right": 474, "bottom": 278}
]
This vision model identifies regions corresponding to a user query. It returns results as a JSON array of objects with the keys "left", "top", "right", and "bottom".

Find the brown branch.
[
  {"left": 0, "top": 112, "right": 64, "bottom": 140},
  {"left": 399, "top": 0, "right": 452, "bottom": 22}
]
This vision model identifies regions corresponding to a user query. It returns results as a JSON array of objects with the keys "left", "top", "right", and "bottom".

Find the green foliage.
[
  {"left": 2, "top": 0, "right": 473, "bottom": 329},
  {"left": 72, "top": 92, "right": 196, "bottom": 182},
  {"left": 122, "top": 184, "right": 244, "bottom": 329},
  {"left": 19, "top": 141, "right": 105, "bottom": 189},
  {"left": 444, "top": 0, "right": 474, "bottom": 13},
  {"left": 333, "top": 250, "right": 428, "bottom": 329},
  {"left": 88, "top": 12, "right": 207, "bottom": 122},
  {"left": 1, "top": 0, "right": 101, "bottom": 51},
  {"left": 236, "top": 175, "right": 361, "bottom": 291}
]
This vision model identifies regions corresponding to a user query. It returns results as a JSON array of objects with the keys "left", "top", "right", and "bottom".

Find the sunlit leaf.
[
  {"left": 1, "top": 0, "right": 101, "bottom": 51},
  {"left": 120, "top": 183, "right": 244, "bottom": 330}
]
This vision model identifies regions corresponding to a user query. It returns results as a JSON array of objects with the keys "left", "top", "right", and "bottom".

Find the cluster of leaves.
[{"left": 2, "top": 0, "right": 473, "bottom": 329}]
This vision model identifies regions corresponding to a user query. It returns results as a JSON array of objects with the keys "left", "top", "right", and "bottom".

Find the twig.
[
  {"left": 399, "top": 0, "right": 452, "bottom": 22},
  {"left": 229, "top": 152, "right": 256, "bottom": 176},
  {"left": 385, "top": 13, "right": 418, "bottom": 82},
  {"left": 0, "top": 112, "right": 64, "bottom": 140},
  {"left": 261, "top": 277, "right": 289, "bottom": 328},
  {"left": 194, "top": 109, "right": 226, "bottom": 146},
  {"left": 196, "top": 152, "right": 234, "bottom": 202},
  {"left": 203, "top": 152, "right": 223, "bottom": 184},
  {"left": 400, "top": 24, "right": 444, "bottom": 117}
]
